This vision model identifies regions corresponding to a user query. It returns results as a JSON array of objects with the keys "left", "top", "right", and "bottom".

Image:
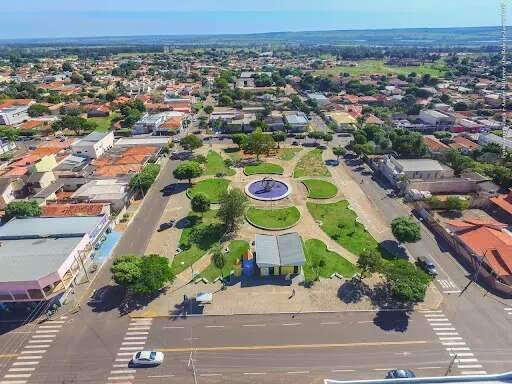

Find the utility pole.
[
  {"left": 460, "top": 249, "right": 493, "bottom": 295},
  {"left": 445, "top": 353, "right": 458, "bottom": 376}
]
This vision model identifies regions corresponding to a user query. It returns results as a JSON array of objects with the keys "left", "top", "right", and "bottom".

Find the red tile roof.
[
  {"left": 42, "top": 203, "right": 106, "bottom": 217},
  {"left": 0, "top": 99, "right": 33, "bottom": 108},
  {"left": 452, "top": 136, "right": 480, "bottom": 151},
  {"left": 490, "top": 192, "right": 512, "bottom": 216},
  {"left": 424, "top": 136, "right": 451, "bottom": 152}
]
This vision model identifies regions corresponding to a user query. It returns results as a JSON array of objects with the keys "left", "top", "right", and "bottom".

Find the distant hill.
[{"left": 0, "top": 26, "right": 505, "bottom": 48}]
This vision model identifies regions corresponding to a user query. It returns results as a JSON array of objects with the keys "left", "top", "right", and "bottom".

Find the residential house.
[
  {"left": 490, "top": 189, "right": 512, "bottom": 224},
  {"left": 479, "top": 132, "right": 512, "bottom": 151},
  {"left": 264, "top": 111, "right": 285, "bottom": 131},
  {"left": 327, "top": 112, "right": 357, "bottom": 131},
  {"left": 132, "top": 113, "right": 168, "bottom": 135},
  {"left": 0, "top": 99, "right": 33, "bottom": 126},
  {"left": 42, "top": 203, "right": 110, "bottom": 218},
  {"left": 423, "top": 136, "right": 451, "bottom": 157},
  {"left": 0, "top": 177, "right": 25, "bottom": 209},
  {"left": 306, "top": 92, "right": 329, "bottom": 107},
  {"left": 0, "top": 215, "right": 109, "bottom": 303},
  {"left": 71, "top": 178, "right": 129, "bottom": 211},
  {"left": 255, "top": 233, "right": 306, "bottom": 276},
  {"left": 71, "top": 131, "right": 115, "bottom": 159},
  {"left": 283, "top": 111, "right": 309, "bottom": 132},
  {"left": 450, "top": 136, "right": 480, "bottom": 153},
  {"left": 419, "top": 110, "right": 454, "bottom": 127}
]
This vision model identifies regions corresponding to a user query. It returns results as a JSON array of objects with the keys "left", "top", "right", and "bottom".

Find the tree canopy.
[
  {"left": 245, "top": 128, "right": 275, "bottom": 161},
  {"left": 129, "top": 164, "right": 161, "bottom": 194},
  {"left": 180, "top": 135, "right": 203, "bottom": 151},
  {"left": 391, "top": 216, "right": 421, "bottom": 243},
  {"left": 191, "top": 193, "right": 211, "bottom": 215},
  {"left": 217, "top": 188, "right": 249, "bottom": 232},
  {"left": 384, "top": 259, "right": 431, "bottom": 303},
  {"left": 173, "top": 161, "right": 203, "bottom": 184},
  {"left": 4, "top": 201, "right": 42, "bottom": 222}
]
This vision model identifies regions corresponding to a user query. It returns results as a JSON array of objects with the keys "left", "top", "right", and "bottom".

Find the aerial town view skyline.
[{"left": 0, "top": 1, "right": 511, "bottom": 384}]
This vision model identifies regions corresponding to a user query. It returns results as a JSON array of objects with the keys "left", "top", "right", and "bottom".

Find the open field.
[
  {"left": 313, "top": 60, "right": 446, "bottom": 77},
  {"left": 294, "top": 149, "right": 331, "bottom": 178},
  {"left": 89, "top": 112, "right": 119, "bottom": 132}
]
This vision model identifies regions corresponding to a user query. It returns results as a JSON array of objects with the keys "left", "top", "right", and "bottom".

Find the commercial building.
[
  {"left": 255, "top": 233, "right": 306, "bottom": 276},
  {"left": 0, "top": 215, "right": 108, "bottom": 302},
  {"left": 71, "top": 178, "right": 129, "bottom": 211},
  {"left": 71, "top": 131, "right": 115, "bottom": 159},
  {"left": 0, "top": 99, "right": 33, "bottom": 126}
]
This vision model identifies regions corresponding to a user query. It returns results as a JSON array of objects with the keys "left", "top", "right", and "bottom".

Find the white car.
[{"left": 132, "top": 351, "right": 164, "bottom": 366}]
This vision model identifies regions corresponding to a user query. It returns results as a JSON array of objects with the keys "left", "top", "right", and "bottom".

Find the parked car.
[
  {"left": 292, "top": 141, "right": 300, "bottom": 146},
  {"left": 157, "top": 220, "right": 175, "bottom": 232},
  {"left": 386, "top": 369, "right": 416, "bottom": 379},
  {"left": 417, "top": 256, "right": 438, "bottom": 276},
  {"left": 132, "top": 351, "right": 164, "bottom": 366}
]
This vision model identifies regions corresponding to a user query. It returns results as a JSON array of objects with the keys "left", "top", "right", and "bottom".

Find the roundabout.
[{"left": 245, "top": 177, "right": 292, "bottom": 201}]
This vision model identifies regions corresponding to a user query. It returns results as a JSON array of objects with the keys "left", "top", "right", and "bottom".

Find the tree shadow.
[
  {"left": 373, "top": 309, "right": 412, "bottom": 332},
  {"left": 88, "top": 285, "right": 126, "bottom": 313},
  {"left": 437, "top": 210, "right": 463, "bottom": 219},
  {"left": 337, "top": 278, "right": 371, "bottom": 304},
  {"left": 169, "top": 297, "right": 204, "bottom": 320},
  {"left": 175, "top": 215, "right": 199, "bottom": 230},
  {"left": 160, "top": 182, "right": 188, "bottom": 197},
  {"left": 379, "top": 240, "right": 409, "bottom": 260},
  {"left": 223, "top": 147, "right": 240, "bottom": 154}
]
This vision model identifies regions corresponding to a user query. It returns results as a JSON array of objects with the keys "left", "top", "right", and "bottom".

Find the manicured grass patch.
[
  {"left": 313, "top": 59, "right": 446, "bottom": 77},
  {"left": 307, "top": 200, "right": 379, "bottom": 256},
  {"left": 279, "top": 147, "right": 302, "bottom": 161},
  {"left": 171, "top": 210, "right": 225, "bottom": 276},
  {"left": 304, "top": 239, "right": 357, "bottom": 281},
  {"left": 293, "top": 149, "right": 330, "bottom": 178},
  {"left": 188, "top": 178, "right": 230, "bottom": 203},
  {"left": 244, "top": 162, "right": 284, "bottom": 176},
  {"left": 89, "top": 113, "right": 119, "bottom": 132},
  {"left": 199, "top": 240, "right": 250, "bottom": 281},
  {"left": 204, "top": 150, "right": 235, "bottom": 176},
  {"left": 246, "top": 206, "right": 300, "bottom": 229},
  {"left": 223, "top": 147, "right": 242, "bottom": 161},
  {"left": 303, "top": 179, "right": 338, "bottom": 199}
]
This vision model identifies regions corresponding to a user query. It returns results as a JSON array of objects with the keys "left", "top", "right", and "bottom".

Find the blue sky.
[{"left": 1, "top": 0, "right": 504, "bottom": 39}]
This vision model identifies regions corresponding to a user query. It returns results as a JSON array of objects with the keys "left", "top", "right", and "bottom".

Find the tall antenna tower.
[{"left": 501, "top": 0, "right": 509, "bottom": 156}]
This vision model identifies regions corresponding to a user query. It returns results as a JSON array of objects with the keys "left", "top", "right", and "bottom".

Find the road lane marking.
[
  {"left": 199, "top": 374, "right": 222, "bottom": 377},
  {"left": 31, "top": 334, "right": 56, "bottom": 338},
  {"left": 244, "top": 372, "right": 266, "bottom": 375},
  {"left": 124, "top": 336, "right": 148, "bottom": 340},
  {"left": 449, "top": 353, "right": 474, "bottom": 357},
  {"left": 23, "top": 345, "right": 49, "bottom": 349},
  {"left": 455, "top": 358, "right": 479, "bottom": 363},
  {"left": 442, "top": 342, "right": 466, "bottom": 346},
  {"left": 416, "top": 367, "right": 442, "bottom": 370},
  {"left": 420, "top": 310, "right": 443, "bottom": 313},
  {"left": 0, "top": 354, "right": 18, "bottom": 359},
  {"left": 127, "top": 327, "right": 150, "bottom": 330},
  {"left": 115, "top": 358, "right": 131, "bottom": 362},
  {"left": 205, "top": 325, "right": 225, "bottom": 328},
  {"left": 374, "top": 368, "right": 393, "bottom": 371},
  {"left": 16, "top": 356, "right": 43, "bottom": 360},
  {"left": 3, "top": 375, "right": 32, "bottom": 379},
  {"left": 439, "top": 337, "right": 463, "bottom": 341},
  {"left": 436, "top": 332, "right": 459, "bottom": 336},
  {"left": 446, "top": 347, "right": 470, "bottom": 351},
  {"left": 28, "top": 340, "right": 53, "bottom": 343},
  {"left": 321, "top": 322, "right": 341, "bottom": 325},
  {"left": 156, "top": 340, "right": 429, "bottom": 353},
  {"left": 0, "top": 381, "right": 27, "bottom": 384},
  {"left": 282, "top": 323, "right": 301, "bottom": 326},
  {"left": 357, "top": 321, "right": 374, "bottom": 324},
  {"left": 427, "top": 318, "right": 449, "bottom": 322},
  {"left": 433, "top": 328, "right": 456, "bottom": 331},
  {"left": 107, "top": 376, "right": 135, "bottom": 381},
  {"left": 12, "top": 362, "right": 39, "bottom": 365},
  {"left": 35, "top": 329, "right": 59, "bottom": 333},
  {"left": 331, "top": 369, "right": 355, "bottom": 373},
  {"left": 38, "top": 325, "right": 62, "bottom": 329},
  {"left": 458, "top": 365, "right": 483, "bottom": 369},
  {"left": 119, "top": 347, "right": 142, "bottom": 351},
  {"left": 117, "top": 352, "right": 134, "bottom": 356},
  {"left": 242, "top": 324, "right": 266, "bottom": 327},
  {"left": 147, "top": 375, "right": 175, "bottom": 378},
  {"left": 8, "top": 368, "right": 35, "bottom": 372},
  {"left": 424, "top": 314, "right": 446, "bottom": 317},
  {"left": 126, "top": 332, "right": 149, "bottom": 335},
  {"left": 163, "top": 326, "right": 184, "bottom": 329},
  {"left": 431, "top": 323, "right": 452, "bottom": 327},
  {"left": 461, "top": 371, "right": 487, "bottom": 375},
  {"left": 443, "top": 290, "right": 462, "bottom": 294},
  {"left": 110, "top": 370, "right": 136, "bottom": 375},
  {"left": 288, "top": 371, "right": 310, "bottom": 374},
  {"left": 121, "top": 341, "right": 146, "bottom": 345}
]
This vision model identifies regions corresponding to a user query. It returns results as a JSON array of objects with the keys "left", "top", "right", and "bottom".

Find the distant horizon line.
[{"left": 0, "top": 24, "right": 504, "bottom": 43}]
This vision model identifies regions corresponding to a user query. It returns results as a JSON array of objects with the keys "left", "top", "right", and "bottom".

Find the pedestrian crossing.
[
  {"left": 106, "top": 318, "right": 153, "bottom": 384},
  {"left": 421, "top": 310, "right": 486, "bottom": 376},
  {"left": 436, "top": 279, "right": 461, "bottom": 294},
  {"left": 504, "top": 307, "right": 512, "bottom": 317},
  {"left": 0, "top": 316, "right": 67, "bottom": 384}
]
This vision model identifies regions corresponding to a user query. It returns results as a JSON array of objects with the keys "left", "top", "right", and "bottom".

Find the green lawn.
[
  {"left": 293, "top": 149, "right": 331, "bottom": 178},
  {"left": 89, "top": 112, "right": 119, "bottom": 132},
  {"left": 171, "top": 210, "right": 225, "bottom": 276},
  {"left": 223, "top": 147, "right": 242, "bottom": 161},
  {"left": 307, "top": 200, "right": 379, "bottom": 256},
  {"left": 303, "top": 179, "right": 338, "bottom": 199},
  {"left": 303, "top": 239, "right": 357, "bottom": 282},
  {"left": 313, "top": 59, "right": 446, "bottom": 77},
  {"left": 279, "top": 148, "right": 302, "bottom": 161},
  {"left": 204, "top": 151, "right": 235, "bottom": 176},
  {"left": 199, "top": 240, "right": 250, "bottom": 281},
  {"left": 246, "top": 206, "right": 301, "bottom": 229},
  {"left": 244, "top": 162, "right": 284, "bottom": 176},
  {"left": 188, "top": 178, "right": 230, "bottom": 203}
]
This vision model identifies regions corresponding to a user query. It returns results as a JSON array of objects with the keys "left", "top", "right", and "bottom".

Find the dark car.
[
  {"left": 292, "top": 141, "right": 300, "bottom": 146},
  {"left": 157, "top": 220, "right": 175, "bottom": 232},
  {"left": 417, "top": 256, "right": 438, "bottom": 276},
  {"left": 386, "top": 369, "right": 416, "bottom": 379}
]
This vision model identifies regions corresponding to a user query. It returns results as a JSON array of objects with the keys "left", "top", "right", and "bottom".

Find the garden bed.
[{"left": 302, "top": 179, "right": 338, "bottom": 199}]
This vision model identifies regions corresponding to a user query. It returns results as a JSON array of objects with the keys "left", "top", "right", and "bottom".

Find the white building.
[
  {"left": 0, "top": 105, "right": 30, "bottom": 126},
  {"left": 306, "top": 93, "right": 329, "bottom": 106},
  {"left": 419, "top": 110, "right": 454, "bottom": 126},
  {"left": 283, "top": 111, "right": 309, "bottom": 132},
  {"left": 71, "top": 131, "right": 114, "bottom": 159},
  {"left": 479, "top": 132, "right": 512, "bottom": 151},
  {"left": 132, "top": 113, "right": 168, "bottom": 135}
]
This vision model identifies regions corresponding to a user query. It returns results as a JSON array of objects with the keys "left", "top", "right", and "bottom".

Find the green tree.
[
  {"left": 212, "top": 249, "right": 225, "bottom": 269},
  {"left": 173, "top": 161, "right": 203, "bottom": 184},
  {"left": 131, "top": 255, "right": 175, "bottom": 294},
  {"left": 111, "top": 255, "right": 142, "bottom": 287},
  {"left": 0, "top": 126, "right": 20, "bottom": 142},
  {"left": 445, "top": 196, "right": 470, "bottom": 211},
  {"left": 217, "top": 188, "right": 249, "bottom": 232},
  {"left": 353, "top": 142, "right": 375, "bottom": 157},
  {"left": 204, "top": 105, "right": 214, "bottom": 114},
  {"left": 4, "top": 201, "right": 41, "bottom": 222},
  {"left": 232, "top": 133, "right": 248, "bottom": 150},
  {"left": 444, "top": 150, "right": 472, "bottom": 177},
  {"left": 271, "top": 131, "right": 286, "bottom": 148},
  {"left": 384, "top": 259, "right": 431, "bottom": 303},
  {"left": 245, "top": 128, "right": 275, "bottom": 161},
  {"left": 323, "top": 133, "right": 333, "bottom": 143},
  {"left": 357, "top": 249, "right": 382, "bottom": 279},
  {"left": 191, "top": 193, "right": 211, "bottom": 216},
  {"left": 333, "top": 146, "right": 347, "bottom": 161},
  {"left": 180, "top": 135, "right": 203, "bottom": 151},
  {"left": 28, "top": 104, "right": 50, "bottom": 117},
  {"left": 391, "top": 216, "right": 421, "bottom": 243},
  {"left": 70, "top": 72, "right": 84, "bottom": 84},
  {"left": 129, "top": 164, "right": 161, "bottom": 194},
  {"left": 389, "top": 130, "right": 427, "bottom": 158}
]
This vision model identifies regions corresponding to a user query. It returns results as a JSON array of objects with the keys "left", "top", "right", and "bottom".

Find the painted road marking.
[
  {"left": 12, "top": 362, "right": 39, "bottom": 366},
  {"left": 119, "top": 347, "right": 141, "bottom": 351},
  {"left": 281, "top": 323, "right": 301, "bottom": 326},
  {"left": 442, "top": 342, "right": 467, "bottom": 346},
  {"left": 331, "top": 369, "right": 356, "bottom": 373},
  {"left": 205, "top": 325, "right": 225, "bottom": 328},
  {"left": 16, "top": 356, "right": 43, "bottom": 360},
  {"left": 433, "top": 328, "right": 456, "bottom": 331},
  {"left": 0, "top": 355, "right": 18, "bottom": 359},
  {"left": 199, "top": 374, "right": 222, "bottom": 377},
  {"left": 124, "top": 336, "right": 148, "bottom": 340},
  {"left": 242, "top": 324, "right": 266, "bottom": 327},
  {"left": 148, "top": 374, "right": 176, "bottom": 378},
  {"left": 458, "top": 365, "right": 483, "bottom": 369},
  {"left": 443, "top": 290, "right": 462, "bottom": 294},
  {"left": 288, "top": 371, "right": 310, "bottom": 374},
  {"left": 110, "top": 370, "right": 136, "bottom": 375},
  {"left": 23, "top": 345, "right": 49, "bottom": 349},
  {"left": 3, "top": 375, "right": 32, "bottom": 379},
  {"left": 107, "top": 376, "right": 135, "bottom": 381},
  {"left": 450, "top": 353, "right": 474, "bottom": 357},
  {"left": 126, "top": 332, "right": 149, "bottom": 335},
  {"left": 163, "top": 326, "right": 184, "bottom": 329},
  {"left": 127, "top": 327, "right": 150, "bottom": 331},
  {"left": 243, "top": 372, "right": 266, "bottom": 375},
  {"left": 156, "top": 340, "right": 429, "bottom": 353},
  {"left": 446, "top": 347, "right": 470, "bottom": 351},
  {"left": 0, "top": 381, "right": 28, "bottom": 384},
  {"left": 461, "top": 371, "right": 487, "bottom": 375},
  {"left": 439, "top": 337, "right": 463, "bottom": 341},
  {"left": 321, "top": 322, "right": 341, "bottom": 325},
  {"left": 115, "top": 358, "right": 132, "bottom": 362},
  {"left": 7, "top": 369, "right": 35, "bottom": 373},
  {"left": 416, "top": 367, "right": 442, "bottom": 370}
]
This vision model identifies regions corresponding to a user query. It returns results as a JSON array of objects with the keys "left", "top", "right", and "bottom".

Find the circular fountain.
[{"left": 245, "top": 177, "right": 291, "bottom": 201}]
